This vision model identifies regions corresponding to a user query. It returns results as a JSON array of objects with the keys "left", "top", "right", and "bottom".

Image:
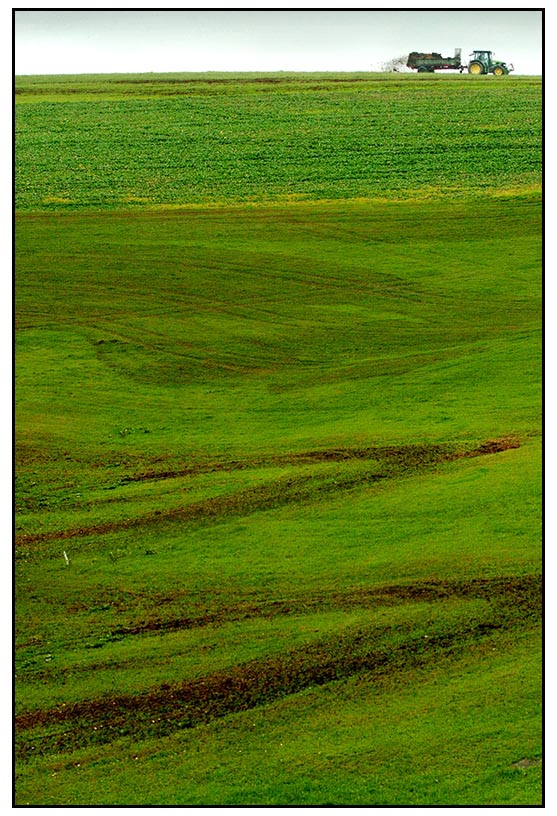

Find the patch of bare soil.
[{"left": 511, "top": 758, "right": 542, "bottom": 769}]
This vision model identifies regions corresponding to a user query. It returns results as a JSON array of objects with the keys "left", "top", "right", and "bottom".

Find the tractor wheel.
[
  {"left": 468, "top": 61, "right": 484, "bottom": 75},
  {"left": 492, "top": 65, "right": 506, "bottom": 76},
  {"left": 417, "top": 67, "right": 429, "bottom": 73}
]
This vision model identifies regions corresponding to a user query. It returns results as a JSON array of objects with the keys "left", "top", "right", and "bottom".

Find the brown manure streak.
[
  {"left": 15, "top": 573, "right": 540, "bottom": 760},
  {"left": 111, "top": 572, "right": 539, "bottom": 637},
  {"left": 15, "top": 437, "right": 521, "bottom": 548}
]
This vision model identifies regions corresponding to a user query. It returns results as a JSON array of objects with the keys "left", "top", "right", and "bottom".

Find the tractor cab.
[{"left": 471, "top": 50, "right": 492, "bottom": 64}]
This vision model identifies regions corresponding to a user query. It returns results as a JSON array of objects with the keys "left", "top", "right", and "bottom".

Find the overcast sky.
[{"left": 14, "top": 8, "right": 543, "bottom": 76}]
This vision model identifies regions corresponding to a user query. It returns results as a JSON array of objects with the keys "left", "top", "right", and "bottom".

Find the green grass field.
[{"left": 15, "top": 73, "right": 542, "bottom": 806}]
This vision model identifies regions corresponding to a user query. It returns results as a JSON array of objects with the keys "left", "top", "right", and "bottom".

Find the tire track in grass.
[
  {"left": 15, "top": 573, "right": 540, "bottom": 760},
  {"left": 110, "top": 573, "right": 538, "bottom": 638},
  {"left": 15, "top": 437, "right": 520, "bottom": 549}
]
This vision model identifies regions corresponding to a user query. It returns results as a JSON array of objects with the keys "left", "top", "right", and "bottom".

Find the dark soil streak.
[
  {"left": 15, "top": 437, "right": 520, "bottom": 548},
  {"left": 15, "top": 574, "right": 540, "bottom": 761},
  {"left": 114, "top": 436, "right": 520, "bottom": 484},
  {"left": 111, "top": 573, "right": 539, "bottom": 638}
]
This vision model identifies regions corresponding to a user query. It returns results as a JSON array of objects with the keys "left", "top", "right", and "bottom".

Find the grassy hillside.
[{"left": 15, "top": 73, "right": 542, "bottom": 806}]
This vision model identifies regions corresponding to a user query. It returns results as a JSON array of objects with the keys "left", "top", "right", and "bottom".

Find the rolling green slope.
[{"left": 15, "top": 74, "right": 542, "bottom": 806}]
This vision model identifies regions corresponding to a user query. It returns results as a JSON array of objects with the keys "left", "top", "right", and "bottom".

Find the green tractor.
[{"left": 467, "top": 50, "right": 514, "bottom": 75}]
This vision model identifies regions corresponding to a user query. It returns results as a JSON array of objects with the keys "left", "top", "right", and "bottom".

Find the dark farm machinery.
[{"left": 407, "top": 48, "right": 514, "bottom": 75}]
